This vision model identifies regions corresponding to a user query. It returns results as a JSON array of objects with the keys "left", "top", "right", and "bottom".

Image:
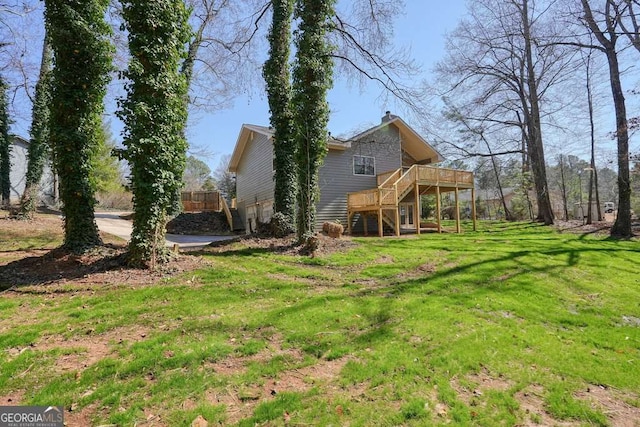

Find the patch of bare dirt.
[
  {"left": 36, "top": 325, "right": 150, "bottom": 373},
  {"left": 575, "top": 384, "right": 640, "bottom": 427},
  {"left": 210, "top": 356, "right": 354, "bottom": 425},
  {"left": 450, "top": 368, "right": 513, "bottom": 406},
  {"left": 0, "top": 389, "right": 25, "bottom": 406},
  {"left": 205, "top": 333, "right": 304, "bottom": 377},
  {"left": 396, "top": 261, "right": 438, "bottom": 280},
  {"left": 450, "top": 371, "right": 633, "bottom": 426},
  {"left": 202, "top": 333, "right": 354, "bottom": 424},
  {"left": 515, "top": 384, "right": 578, "bottom": 426}
]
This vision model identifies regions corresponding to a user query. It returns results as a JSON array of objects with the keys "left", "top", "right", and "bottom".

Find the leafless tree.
[
  {"left": 436, "top": 0, "right": 580, "bottom": 225},
  {"left": 576, "top": 0, "right": 635, "bottom": 237},
  {"left": 329, "top": 0, "right": 426, "bottom": 113}
]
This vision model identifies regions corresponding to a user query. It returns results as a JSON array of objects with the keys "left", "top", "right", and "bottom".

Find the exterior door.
[{"left": 399, "top": 203, "right": 415, "bottom": 228}]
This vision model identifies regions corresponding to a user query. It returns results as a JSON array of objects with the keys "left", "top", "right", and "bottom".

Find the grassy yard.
[{"left": 0, "top": 217, "right": 639, "bottom": 426}]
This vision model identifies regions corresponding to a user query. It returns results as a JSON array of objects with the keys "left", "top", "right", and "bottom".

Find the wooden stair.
[
  {"left": 346, "top": 164, "right": 475, "bottom": 237},
  {"left": 230, "top": 208, "right": 244, "bottom": 231}
]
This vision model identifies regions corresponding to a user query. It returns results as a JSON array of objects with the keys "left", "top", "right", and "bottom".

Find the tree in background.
[
  {"left": 0, "top": 75, "right": 10, "bottom": 208},
  {"left": 92, "top": 121, "right": 124, "bottom": 194},
  {"left": 579, "top": 0, "right": 634, "bottom": 238},
  {"left": 183, "top": 155, "right": 213, "bottom": 191},
  {"left": 118, "top": 0, "right": 191, "bottom": 267},
  {"left": 212, "top": 153, "right": 235, "bottom": 201},
  {"left": 436, "top": 0, "right": 577, "bottom": 225},
  {"left": 631, "top": 155, "right": 639, "bottom": 215},
  {"left": 19, "top": 35, "right": 53, "bottom": 218},
  {"left": 264, "top": 0, "right": 296, "bottom": 229},
  {"left": 44, "top": 0, "right": 113, "bottom": 252},
  {"left": 292, "top": 0, "right": 336, "bottom": 242}
]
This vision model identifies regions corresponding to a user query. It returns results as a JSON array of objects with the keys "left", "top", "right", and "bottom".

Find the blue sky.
[{"left": 187, "top": 1, "right": 468, "bottom": 169}]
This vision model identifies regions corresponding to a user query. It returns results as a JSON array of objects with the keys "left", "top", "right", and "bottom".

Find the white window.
[{"left": 353, "top": 155, "right": 375, "bottom": 176}]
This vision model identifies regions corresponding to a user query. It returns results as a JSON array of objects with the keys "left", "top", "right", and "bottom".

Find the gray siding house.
[
  {"left": 229, "top": 113, "right": 478, "bottom": 235},
  {"left": 8, "top": 135, "right": 56, "bottom": 204}
]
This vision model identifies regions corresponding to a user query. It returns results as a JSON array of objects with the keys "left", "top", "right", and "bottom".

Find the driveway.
[{"left": 95, "top": 211, "right": 236, "bottom": 249}]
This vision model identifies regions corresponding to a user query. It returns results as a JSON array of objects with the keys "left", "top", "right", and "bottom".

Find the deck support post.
[
  {"left": 378, "top": 208, "right": 383, "bottom": 237},
  {"left": 363, "top": 213, "right": 368, "bottom": 236},
  {"left": 415, "top": 182, "right": 420, "bottom": 235},
  {"left": 471, "top": 188, "right": 477, "bottom": 231},
  {"left": 347, "top": 211, "right": 353, "bottom": 235},
  {"left": 394, "top": 206, "right": 400, "bottom": 236},
  {"left": 436, "top": 186, "right": 442, "bottom": 233},
  {"left": 455, "top": 187, "right": 461, "bottom": 234}
]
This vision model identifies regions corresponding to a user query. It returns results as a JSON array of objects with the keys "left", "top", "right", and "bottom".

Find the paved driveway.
[{"left": 95, "top": 212, "right": 236, "bottom": 249}]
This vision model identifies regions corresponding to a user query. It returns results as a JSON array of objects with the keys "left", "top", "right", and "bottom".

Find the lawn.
[{"left": 0, "top": 216, "right": 639, "bottom": 426}]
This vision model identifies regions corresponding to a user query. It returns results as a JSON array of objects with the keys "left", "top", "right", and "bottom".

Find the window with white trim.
[{"left": 353, "top": 155, "right": 375, "bottom": 176}]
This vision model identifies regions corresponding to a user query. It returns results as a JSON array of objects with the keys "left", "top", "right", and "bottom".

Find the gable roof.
[
  {"left": 350, "top": 116, "right": 444, "bottom": 164},
  {"left": 10, "top": 134, "right": 29, "bottom": 148},
  {"left": 228, "top": 124, "right": 350, "bottom": 173},
  {"left": 228, "top": 116, "right": 443, "bottom": 172}
]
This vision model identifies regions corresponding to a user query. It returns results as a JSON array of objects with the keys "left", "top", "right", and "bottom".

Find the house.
[
  {"left": 228, "top": 112, "right": 476, "bottom": 236},
  {"left": 8, "top": 135, "right": 56, "bottom": 205}
]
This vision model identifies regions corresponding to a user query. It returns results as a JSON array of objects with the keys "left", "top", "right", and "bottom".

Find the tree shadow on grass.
[{"left": 248, "top": 235, "right": 638, "bottom": 355}]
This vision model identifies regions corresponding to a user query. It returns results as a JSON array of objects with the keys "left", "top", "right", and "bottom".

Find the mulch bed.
[{"left": 166, "top": 211, "right": 231, "bottom": 235}]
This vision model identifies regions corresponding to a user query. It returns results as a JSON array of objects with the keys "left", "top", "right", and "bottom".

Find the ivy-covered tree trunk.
[
  {"left": 292, "top": 0, "right": 335, "bottom": 242},
  {"left": 0, "top": 76, "right": 10, "bottom": 208},
  {"left": 19, "top": 35, "right": 53, "bottom": 219},
  {"left": 118, "top": 0, "right": 191, "bottom": 267},
  {"left": 44, "top": 0, "right": 112, "bottom": 252},
  {"left": 264, "top": 0, "right": 296, "bottom": 229}
]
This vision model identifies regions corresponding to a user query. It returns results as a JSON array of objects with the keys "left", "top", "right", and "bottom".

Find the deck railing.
[
  {"left": 347, "top": 188, "right": 380, "bottom": 208},
  {"left": 221, "top": 197, "right": 233, "bottom": 229},
  {"left": 348, "top": 165, "right": 474, "bottom": 211},
  {"left": 377, "top": 169, "right": 401, "bottom": 187}
]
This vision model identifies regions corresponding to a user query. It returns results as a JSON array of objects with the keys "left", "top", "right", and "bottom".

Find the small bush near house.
[{"left": 269, "top": 211, "right": 295, "bottom": 238}]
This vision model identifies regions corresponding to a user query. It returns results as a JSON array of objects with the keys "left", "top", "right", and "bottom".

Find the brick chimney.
[{"left": 381, "top": 110, "right": 396, "bottom": 123}]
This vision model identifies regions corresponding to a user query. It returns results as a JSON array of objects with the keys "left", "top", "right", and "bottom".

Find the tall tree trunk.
[
  {"left": 265, "top": 0, "right": 296, "bottom": 229},
  {"left": 45, "top": 0, "right": 112, "bottom": 252},
  {"left": 521, "top": 0, "right": 553, "bottom": 225},
  {"left": 559, "top": 155, "right": 569, "bottom": 220},
  {"left": 606, "top": 48, "right": 632, "bottom": 236},
  {"left": 581, "top": 0, "right": 632, "bottom": 237},
  {"left": 292, "top": 0, "right": 335, "bottom": 242},
  {"left": 119, "top": 0, "right": 191, "bottom": 267},
  {"left": 586, "top": 52, "right": 596, "bottom": 224},
  {"left": 0, "top": 76, "right": 10, "bottom": 208},
  {"left": 20, "top": 34, "right": 53, "bottom": 219}
]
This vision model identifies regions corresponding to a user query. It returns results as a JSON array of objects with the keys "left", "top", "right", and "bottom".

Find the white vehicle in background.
[{"left": 604, "top": 202, "right": 615, "bottom": 213}]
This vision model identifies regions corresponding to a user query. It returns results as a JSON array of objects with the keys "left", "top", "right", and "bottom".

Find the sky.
[
  {"left": 183, "top": 1, "right": 469, "bottom": 170},
  {"left": 2, "top": 0, "right": 469, "bottom": 173}
]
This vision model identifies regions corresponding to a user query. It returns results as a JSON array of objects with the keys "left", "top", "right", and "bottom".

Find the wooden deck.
[{"left": 347, "top": 164, "right": 476, "bottom": 237}]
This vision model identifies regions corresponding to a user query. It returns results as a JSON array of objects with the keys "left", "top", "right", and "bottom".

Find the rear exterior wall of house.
[
  {"left": 235, "top": 124, "right": 403, "bottom": 233},
  {"left": 235, "top": 132, "right": 275, "bottom": 232},
  {"left": 316, "top": 125, "right": 402, "bottom": 231}
]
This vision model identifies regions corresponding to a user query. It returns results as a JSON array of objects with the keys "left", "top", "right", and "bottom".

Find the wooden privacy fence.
[{"left": 181, "top": 191, "right": 222, "bottom": 212}]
